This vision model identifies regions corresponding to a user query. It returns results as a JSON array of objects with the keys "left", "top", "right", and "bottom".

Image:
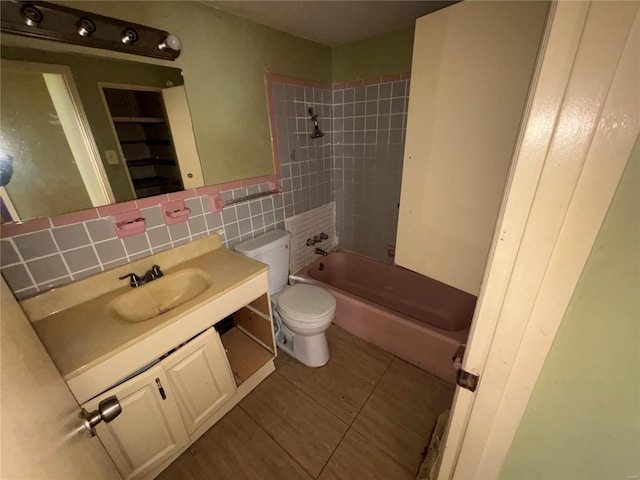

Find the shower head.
[{"left": 308, "top": 106, "right": 324, "bottom": 139}]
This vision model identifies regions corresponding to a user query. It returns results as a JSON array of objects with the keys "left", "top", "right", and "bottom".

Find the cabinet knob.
[{"left": 80, "top": 396, "right": 122, "bottom": 437}]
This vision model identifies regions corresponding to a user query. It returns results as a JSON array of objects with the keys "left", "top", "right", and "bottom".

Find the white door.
[
  {"left": 83, "top": 365, "right": 189, "bottom": 480},
  {"left": 395, "top": 0, "right": 549, "bottom": 296},
  {"left": 0, "top": 278, "right": 121, "bottom": 479},
  {"left": 438, "top": 1, "right": 640, "bottom": 478},
  {"left": 162, "top": 85, "right": 205, "bottom": 190},
  {"left": 161, "top": 328, "right": 236, "bottom": 435}
]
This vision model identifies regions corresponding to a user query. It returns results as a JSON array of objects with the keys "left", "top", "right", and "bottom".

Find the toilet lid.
[{"left": 277, "top": 284, "right": 336, "bottom": 321}]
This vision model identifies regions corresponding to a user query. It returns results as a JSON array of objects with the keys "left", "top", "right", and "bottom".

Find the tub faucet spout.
[{"left": 315, "top": 248, "right": 328, "bottom": 256}]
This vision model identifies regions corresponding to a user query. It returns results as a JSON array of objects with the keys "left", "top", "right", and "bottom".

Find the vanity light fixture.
[
  {"left": 22, "top": 4, "right": 43, "bottom": 27},
  {"left": 158, "top": 34, "right": 181, "bottom": 52},
  {"left": 77, "top": 17, "right": 96, "bottom": 37},
  {"left": 1, "top": 1, "right": 181, "bottom": 61}
]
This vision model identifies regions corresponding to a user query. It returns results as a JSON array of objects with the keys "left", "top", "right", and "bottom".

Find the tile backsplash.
[
  {"left": 1, "top": 183, "right": 285, "bottom": 300},
  {"left": 285, "top": 202, "right": 336, "bottom": 274}
]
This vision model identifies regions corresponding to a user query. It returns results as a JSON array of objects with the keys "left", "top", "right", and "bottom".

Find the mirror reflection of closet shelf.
[
  {"left": 0, "top": 53, "right": 205, "bottom": 223},
  {"left": 103, "top": 87, "right": 203, "bottom": 201}
]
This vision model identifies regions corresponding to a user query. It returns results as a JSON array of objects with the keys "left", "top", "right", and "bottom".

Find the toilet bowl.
[
  {"left": 234, "top": 229, "right": 336, "bottom": 367},
  {"left": 274, "top": 283, "right": 336, "bottom": 367}
]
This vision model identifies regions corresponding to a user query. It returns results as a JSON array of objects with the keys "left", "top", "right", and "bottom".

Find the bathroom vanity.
[{"left": 21, "top": 235, "right": 276, "bottom": 480}]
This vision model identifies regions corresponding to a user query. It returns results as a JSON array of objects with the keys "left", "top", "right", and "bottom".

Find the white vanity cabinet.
[
  {"left": 81, "top": 365, "right": 189, "bottom": 480},
  {"left": 25, "top": 237, "right": 279, "bottom": 480},
  {"left": 161, "top": 328, "right": 236, "bottom": 435},
  {"left": 82, "top": 328, "right": 236, "bottom": 480}
]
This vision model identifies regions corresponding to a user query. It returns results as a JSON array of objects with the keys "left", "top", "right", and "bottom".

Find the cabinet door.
[
  {"left": 82, "top": 364, "right": 188, "bottom": 480},
  {"left": 161, "top": 328, "right": 236, "bottom": 435},
  {"left": 162, "top": 85, "right": 205, "bottom": 190}
]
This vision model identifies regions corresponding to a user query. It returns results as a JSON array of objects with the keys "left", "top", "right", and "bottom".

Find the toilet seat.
[{"left": 277, "top": 284, "right": 336, "bottom": 328}]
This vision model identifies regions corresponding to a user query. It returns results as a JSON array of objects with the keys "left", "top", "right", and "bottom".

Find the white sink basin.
[{"left": 109, "top": 268, "right": 214, "bottom": 323}]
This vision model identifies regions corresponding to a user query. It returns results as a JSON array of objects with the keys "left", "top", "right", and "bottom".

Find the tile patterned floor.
[{"left": 158, "top": 325, "right": 455, "bottom": 480}]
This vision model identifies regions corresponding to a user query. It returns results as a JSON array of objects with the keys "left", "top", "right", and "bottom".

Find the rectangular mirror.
[{"left": 0, "top": 46, "right": 205, "bottom": 222}]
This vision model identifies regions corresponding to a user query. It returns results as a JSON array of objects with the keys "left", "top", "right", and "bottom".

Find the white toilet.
[{"left": 235, "top": 230, "right": 335, "bottom": 367}]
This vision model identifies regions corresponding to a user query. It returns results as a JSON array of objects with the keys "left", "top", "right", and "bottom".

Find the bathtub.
[{"left": 289, "top": 250, "right": 476, "bottom": 383}]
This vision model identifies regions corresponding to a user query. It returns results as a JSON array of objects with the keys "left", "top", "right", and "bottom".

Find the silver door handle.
[{"left": 81, "top": 395, "right": 122, "bottom": 437}]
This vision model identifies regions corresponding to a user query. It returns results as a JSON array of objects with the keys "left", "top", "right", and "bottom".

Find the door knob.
[{"left": 81, "top": 395, "right": 122, "bottom": 437}]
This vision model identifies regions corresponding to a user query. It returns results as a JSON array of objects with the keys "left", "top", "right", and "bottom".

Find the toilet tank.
[{"left": 234, "top": 229, "right": 291, "bottom": 295}]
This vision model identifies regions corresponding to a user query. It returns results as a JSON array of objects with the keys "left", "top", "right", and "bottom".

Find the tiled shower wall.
[
  {"left": 0, "top": 183, "right": 285, "bottom": 300},
  {"left": 270, "top": 81, "right": 333, "bottom": 217},
  {"left": 332, "top": 79, "right": 410, "bottom": 262},
  {"left": 270, "top": 75, "right": 410, "bottom": 263}
]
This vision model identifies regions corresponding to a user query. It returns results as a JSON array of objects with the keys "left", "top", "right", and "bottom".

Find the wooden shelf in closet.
[
  {"left": 126, "top": 158, "right": 177, "bottom": 167},
  {"left": 112, "top": 116, "right": 166, "bottom": 124},
  {"left": 120, "top": 139, "right": 172, "bottom": 146},
  {"left": 132, "top": 176, "right": 181, "bottom": 190}
]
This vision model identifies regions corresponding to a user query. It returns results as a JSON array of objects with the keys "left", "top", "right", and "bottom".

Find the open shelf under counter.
[
  {"left": 219, "top": 294, "right": 275, "bottom": 386},
  {"left": 221, "top": 327, "right": 273, "bottom": 386}
]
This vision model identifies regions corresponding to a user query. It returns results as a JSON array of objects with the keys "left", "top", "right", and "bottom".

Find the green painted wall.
[
  {"left": 60, "top": 1, "right": 332, "bottom": 186},
  {"left": 500, "top": 136, "right": 640, "bottom": 479},
  {"left": 1, "top": 47, "right": 183, "bottom": 204},
  {"left": 331, "top": 28, "right": 415, "bottom": 82}
]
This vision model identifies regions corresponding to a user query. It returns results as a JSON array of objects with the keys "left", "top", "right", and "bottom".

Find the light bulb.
[
  {"left": 121, "top": 28, "right": 138, "bottom": 45},
  {"left": 158, "top": 34, "right": 181, "bottom": 51},
  {"left": 77, "top": 17, "right": 96, "bottom": 37}
]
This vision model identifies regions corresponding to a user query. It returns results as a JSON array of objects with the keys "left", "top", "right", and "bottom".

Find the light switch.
[{"left": 104, "top": 150, "right": 120, "bottom": 165}]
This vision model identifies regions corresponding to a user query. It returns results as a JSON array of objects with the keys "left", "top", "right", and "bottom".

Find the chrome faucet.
[
  {"left": 314, "top": 248, "right": 328, "bottom": 256},
  {"left": 119, "top": 265, "right": 163, "bottom": 288}
]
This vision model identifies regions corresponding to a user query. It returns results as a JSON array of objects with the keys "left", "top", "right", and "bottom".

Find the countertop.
[{"left": 25, "top": 235, "right": 268, "bottom": 380}]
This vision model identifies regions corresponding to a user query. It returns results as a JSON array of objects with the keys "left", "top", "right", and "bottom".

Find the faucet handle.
[
  {"left": 320, "top": 232, "right": 328, "bottom": 240},
  {"left": 150, "top": 265, "right": 163, "bottom": 279},
  {"left": 119, "top": 273, "right": 141, "bottom": 287}
]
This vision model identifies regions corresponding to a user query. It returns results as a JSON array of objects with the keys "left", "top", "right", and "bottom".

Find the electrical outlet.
[{"left": 104, "top": 150, "right": 119, "bottom": 165}]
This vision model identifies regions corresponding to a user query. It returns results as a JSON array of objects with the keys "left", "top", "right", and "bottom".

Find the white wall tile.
[{"left": 285, "top": 202, "right": 336, "bottom": 273}]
